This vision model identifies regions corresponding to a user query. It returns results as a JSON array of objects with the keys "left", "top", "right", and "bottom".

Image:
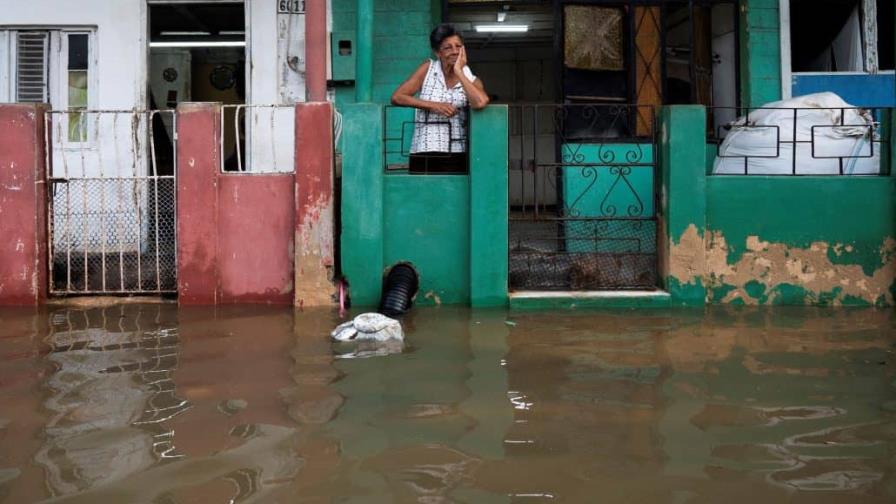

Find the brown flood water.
[{"left": 0, "top": 304, "right": 894, "bottom": 503}]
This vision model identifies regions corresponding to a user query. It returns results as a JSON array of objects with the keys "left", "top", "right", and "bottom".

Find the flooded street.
[{"left": 0, "top": 304, "right": 894, "bottom": 503}]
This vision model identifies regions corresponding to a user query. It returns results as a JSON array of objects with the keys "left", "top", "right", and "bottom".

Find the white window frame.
[
  {"left": 53, "top": 30, "right": 98, "bottom": 147},
  {"left": 780, "top": 0, "right": 894, "bottom": 100},
  {"left": 0, "top": 30, "right": 13, "bottom": 102},
  {"left": 0, "top": 27, "right": 97, "bottom": 145}
]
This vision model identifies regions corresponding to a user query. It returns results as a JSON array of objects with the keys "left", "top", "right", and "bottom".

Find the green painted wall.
[
  {"left": 341, "top": 104, "right": 508, "bottom": 308},
  {"left": 660, "top": 106, "right": 708, "bottom": 306},
  {"left": 739, "top": 0, "right": 782, "bottom": 108},
  {"left": 332, "top": 0, "right": 439, "bottom": 107},
  {"left": 705, "top": 176, "right": 896, "bottom": 306},
  {"left": 662, "top": 106, "right": 896, "bottom": 307},
  {"left": 383, "top": 175, "right": 471, "bottom": 305},
  {"left": 469, "top": 106, "right": 509, "bottom": 307},
  {"left": 341, "top": 103, "right": 385, "bottom": 307}
]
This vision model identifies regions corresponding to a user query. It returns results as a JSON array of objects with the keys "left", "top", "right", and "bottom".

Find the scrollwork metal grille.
[{"left": 509, "top": 104, "right": 658, "bottom": 291}]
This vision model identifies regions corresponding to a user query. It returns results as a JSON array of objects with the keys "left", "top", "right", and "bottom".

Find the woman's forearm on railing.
[{"left": 391, "top": 94, "right": 429, "bottom": 110}]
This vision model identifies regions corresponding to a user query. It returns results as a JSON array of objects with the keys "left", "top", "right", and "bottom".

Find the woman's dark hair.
[{"left": 430, "top": 24, "right": 462, "bottom": 50}]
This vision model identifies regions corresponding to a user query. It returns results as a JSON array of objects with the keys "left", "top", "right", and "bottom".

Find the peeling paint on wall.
[
  {"left": 295, "top": 192, "right": 335, "bottom": 308},
  {"left": 668, "top": 224, "right": 705, "bottom": 285},
  {"left": 668, "top": 225, "right": 896, "bottom": 306}
]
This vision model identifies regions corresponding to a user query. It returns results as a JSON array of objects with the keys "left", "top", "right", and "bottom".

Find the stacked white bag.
[{"left": 713, "top": 92, "right": 881, "bottom": 175}]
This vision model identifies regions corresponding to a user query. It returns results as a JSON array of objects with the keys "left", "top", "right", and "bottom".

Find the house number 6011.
[{"left": 278, "top": 0, "right": 305, "bottom": 13}]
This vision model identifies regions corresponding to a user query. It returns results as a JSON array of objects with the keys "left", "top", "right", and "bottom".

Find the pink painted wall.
[
  {"left": 0, "top": 101, "right": 333, "bottom": 306},
  {"left": 176, "top": 103, "right": 297, "bottom": 305},
  {"left": 218, "top": 174, "right": 295, "bottom": 304},
  {"left": 0, "top": 104, "right": 48, "bottom": 305},
  {"left": 176, "top": 103, "right": 221, "bottom": 304},
  {"left": 294, "top": 102, "right": 335, "bottom": 307}
]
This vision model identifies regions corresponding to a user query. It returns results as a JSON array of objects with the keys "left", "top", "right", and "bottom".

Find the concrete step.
[{"left": 509, "top": 290, "right": 671, "bottom": 310}]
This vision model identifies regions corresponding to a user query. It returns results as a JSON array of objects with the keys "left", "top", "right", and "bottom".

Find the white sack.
[{"left": 713, "top": 92, "right": 881, "bottom": 175}]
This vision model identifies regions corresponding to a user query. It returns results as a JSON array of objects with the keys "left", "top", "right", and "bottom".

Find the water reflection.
[
  {"left": 0, "top": 305, "right": 893, "bottom": 503},
  {"left": 30, "top": 305, "right": 310, "bottom": 503},
  {"left": 36, "top": 305, "right": 189, "bottom": 497},
  {"left": 661, "top": 308, "right": 896, "bottom": 497}
]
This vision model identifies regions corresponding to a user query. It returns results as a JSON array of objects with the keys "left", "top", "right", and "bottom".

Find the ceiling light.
[
  {"left": 497, "top": 12, "right": 507, "bottom": 22},
  {"left": 150, "top": 41, "right": 246, "bottom": 48},
  {"left": 475, "top": 24, "right": 528, "bottom": 33},
  {"left": 159, "top": 31, "right": 211, "bottom": 36}
]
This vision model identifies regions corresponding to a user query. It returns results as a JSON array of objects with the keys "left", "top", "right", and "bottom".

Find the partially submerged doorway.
[{"left": 446, "top": 0, "right": 737, "bottom": 291}]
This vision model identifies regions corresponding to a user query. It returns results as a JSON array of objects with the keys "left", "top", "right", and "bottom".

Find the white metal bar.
[
  {"left": 131, "top": 111, "right": 144, "bottom": 289},
  {"left": 235, "top": 105, "right": 243, "bottom": 171},
  {"left": 78, "top": 113, "right": 89, "bottom": 292},
  {"left": 57, "top": 116, "right": 73, "bottom": 292},
  {"left": 95, "top": 113, "right": 107, "bottom": 292},
  {"left": 113, "top": 113, "right": 125, "bottom": 290},
  {"left": 149, "top": 110, "right": 162, "bottom": 291}
]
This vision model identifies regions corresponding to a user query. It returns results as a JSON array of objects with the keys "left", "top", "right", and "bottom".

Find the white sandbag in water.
[
  {"left": 331, "top": 313, "right": 404, "bottom": 342},
  {"left": 713, "top": 92, "right": 881, "bottom": 175}
]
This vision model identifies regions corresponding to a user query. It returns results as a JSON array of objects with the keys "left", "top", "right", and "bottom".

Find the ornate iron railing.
[{"left": 508, "top": 104, "right": 658, "bottom": 291}]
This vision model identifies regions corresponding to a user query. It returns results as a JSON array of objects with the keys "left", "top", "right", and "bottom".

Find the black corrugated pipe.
[{"left": 379, "top": 263, "right": 419, "bottom": 317}]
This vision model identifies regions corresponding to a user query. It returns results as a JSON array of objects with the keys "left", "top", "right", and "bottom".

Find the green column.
[
  {"left": 739, "top": 0, "right": 782, "bottom": 107},
  {"left": 341, "top": 103, "right": 384, "bottom": 306},
  {"left": 660, "top": 105, "right": 707, "bottom": 305},
  {"left": 469, "top": 106, "right": 509, "bottom": 307},
  {"left": 355, "top": 0, "right": 374, "bottom": 102}
]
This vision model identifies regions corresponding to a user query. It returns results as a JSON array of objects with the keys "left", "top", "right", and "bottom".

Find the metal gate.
[
  {"left": 508, "top": 104, "right": 658, "bottom": 291},
  {"left": 46, "top": 110, "right": 177, "bottom": 294}
]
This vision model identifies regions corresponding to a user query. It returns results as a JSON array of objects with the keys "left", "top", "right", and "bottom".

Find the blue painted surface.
[
  {"left": 560, "top": 144, "right": 656, "bottom": 253},
  {"left": 791, "top": 73, "right": 896, "bottom": 108}
]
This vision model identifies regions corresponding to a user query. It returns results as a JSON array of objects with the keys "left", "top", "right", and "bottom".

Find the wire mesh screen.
[
  {"left": 51, "top": 179, "right": 176, "bottom": 292},
  {"left": 46, "top": 110, "right": 177, "bottom": 294},
  {"left": 508, "top": 104, "right": 658, "bottom": 291}
]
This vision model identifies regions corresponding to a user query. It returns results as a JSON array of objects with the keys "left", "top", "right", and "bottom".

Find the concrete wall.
[
  {"left": 295, "top": 103, "right": 336, "bottom": 307},
  {"left": 176, "top": 102, "right": 334, "bottom": 306},
  {"left": 661, "top": 105, "right": 896, "bottom": 307},
  {"left": 0, "top": 104, "right": 48, "bottom": 305},
  {"left": 383, "top": 176, "right": 471, "bottom": 305},
  {"left": 340, "top": 103, "right": 508, "bottom": 308},
  {"left": 704, "top": 177, "right": 896, "bottom": 305}
]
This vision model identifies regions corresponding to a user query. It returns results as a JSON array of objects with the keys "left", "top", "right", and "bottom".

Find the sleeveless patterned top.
[{"left": 410, "top": 60, "right": 477, "bottom": 154}]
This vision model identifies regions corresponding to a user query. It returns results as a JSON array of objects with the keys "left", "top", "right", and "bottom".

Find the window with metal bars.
[{"left": 15, "top": 31, "right": 48, "bottom": 103}]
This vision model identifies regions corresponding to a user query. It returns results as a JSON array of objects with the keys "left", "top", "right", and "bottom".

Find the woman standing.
[{"left": 391, "top": 24, "right": 490, "bottom": 173}]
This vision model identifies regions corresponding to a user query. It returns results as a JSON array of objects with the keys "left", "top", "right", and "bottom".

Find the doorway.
[
  {"left": 148, "top": 1, "right": 246, "bottom": 170},
  {"left": 444, "top": 1, "right": 737, "bottom": 291}
]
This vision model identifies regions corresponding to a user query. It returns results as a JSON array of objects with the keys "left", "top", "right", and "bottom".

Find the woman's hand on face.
[
  {"left": 453, "top": 46, "right": 468, "bottom": 75},
  {"left": 428, "top": 101, "right": 457, "bottom": 118}
]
